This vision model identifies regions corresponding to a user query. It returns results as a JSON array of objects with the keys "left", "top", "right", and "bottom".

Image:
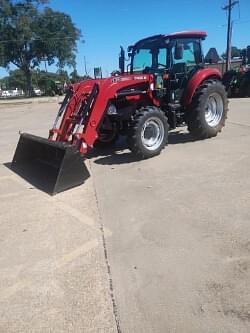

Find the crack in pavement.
[
  {"left": 90, "top": 162, "right": 122, "bottom": 333},
  {"left": 228, "top": 121, "right": 250, "bottom": 128}
]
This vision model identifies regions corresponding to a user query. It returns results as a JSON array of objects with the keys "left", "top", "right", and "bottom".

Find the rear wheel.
[
  {"left": 186, "top": 80, "right": 228, "bottom": 139},
  {"left": 127, "top": 106, "right": 169, "bottom": 158}
]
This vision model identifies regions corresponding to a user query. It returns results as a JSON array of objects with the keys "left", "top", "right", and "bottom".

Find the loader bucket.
[{"left": 11, "top": 133, "right": 90, "bottom": 195}]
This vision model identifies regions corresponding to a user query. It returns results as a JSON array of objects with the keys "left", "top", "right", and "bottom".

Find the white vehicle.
[
  {"left": 1, "top": 90, "right": 12, "bottom": 97},
  {"left": 34, "top": 88, "right": 42, "bottom": 96}
]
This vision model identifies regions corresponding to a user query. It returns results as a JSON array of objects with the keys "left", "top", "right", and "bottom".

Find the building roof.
[{"left": 205, "top": 47, "right": 221, "bottom": 64}]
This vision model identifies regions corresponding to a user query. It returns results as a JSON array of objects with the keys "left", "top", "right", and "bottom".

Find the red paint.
[
  {"left": 165, "top": 31, "right": 207, "bottom": 39},
  {"left": 48, "top": 30, "right": 221, "bottom": 156},
  {"left": 49, "top": 74, "right": 155, "bottom": 154},
  {"left": 49, "top": 67, "right": 223, "bottom": 154},
  {"left": 182, "top": 68, "right": 222, "bottom": 105}
]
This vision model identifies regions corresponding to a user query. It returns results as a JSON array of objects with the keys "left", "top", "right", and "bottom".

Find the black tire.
[
  {"left": 94, "top": 129, "right": 118, "bottom": 148},
  {"left": 227, "top": 86, "right": 233, "bottom": 98},
  {"left": 127, "top": 106, "right": 169, "bottom": 158},
  {"left": 239, "top": 83, "right": 250, "bottom": 98},
  {"left": 94, "top": 117, "right": 118, "bottom": 148},
  {"left": 186, "top": 80, "right": 228, "bottom": 139}
]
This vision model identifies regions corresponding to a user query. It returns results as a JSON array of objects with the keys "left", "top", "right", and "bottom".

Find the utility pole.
[
  {"left": 84, "top": 56, "right": 88, "bottom": 76},
  {"left": 222, "top": 0, "right": 239, "bottom": 71}
]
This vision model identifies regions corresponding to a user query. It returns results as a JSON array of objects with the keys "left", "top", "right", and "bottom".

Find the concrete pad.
[
  {"left": 0, "top": 102, "right": 117, "bottom": 332},
  {"left": 1, "top": 96, "right": 250, "bottom": 333},
  {"left": 0, "top": 96, "right": 63, "bottom": 107},
  {"left": 91, "top": 98, "right": 250, "bottom": 332}
]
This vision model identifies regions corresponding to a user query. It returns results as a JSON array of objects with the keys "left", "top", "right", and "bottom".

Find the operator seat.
[
  {"left": 170, "top": 62, "right": 187, "bottom": 89},
  {"left": 171, "top": 62, "right": 187, "bottom": 77}
]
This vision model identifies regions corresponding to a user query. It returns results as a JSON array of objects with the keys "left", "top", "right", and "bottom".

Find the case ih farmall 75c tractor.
[{"left": 12, "top": 31, "right": 228, "bottom": 194}]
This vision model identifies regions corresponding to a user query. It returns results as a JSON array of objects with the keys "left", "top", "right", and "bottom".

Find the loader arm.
[{"left": 48, "top": 75, "right": 154, "bottom": 154}]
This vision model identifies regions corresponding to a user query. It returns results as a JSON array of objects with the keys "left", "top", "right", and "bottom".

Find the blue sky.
[{"left": 1, "top": 0, "right": 250, "bottom": 78}]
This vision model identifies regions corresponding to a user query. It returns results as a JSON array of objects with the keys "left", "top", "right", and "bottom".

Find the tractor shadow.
[
  {"left": 4, "top": 161, "right": 57, "bottom": 194},
  {"left": 90, "top": 130, "right": 195, "bottom": 166},
  {"left": 168, "top": 131, "right": 195, "bottom": 144},
  {"left": 87, "top": 138, "right": 139, "bottom": 166}
]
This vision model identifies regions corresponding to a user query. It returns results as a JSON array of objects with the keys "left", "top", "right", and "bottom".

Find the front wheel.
[
  {"left": 186, "top": 80, "right": 228, "bottom": 139},
  {"left": 127, "top": 106, "right": 169, "bottom": 158},
  {"left": 94, "top": 118, "right": 118, "bottom": 147}
]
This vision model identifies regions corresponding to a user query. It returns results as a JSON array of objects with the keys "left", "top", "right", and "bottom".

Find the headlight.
[
  {"left": 150, "top": 82, "right": 154, "bottom": 90},
  {"left": 107, "top": 104, "right": 117, "bottom": 115}
]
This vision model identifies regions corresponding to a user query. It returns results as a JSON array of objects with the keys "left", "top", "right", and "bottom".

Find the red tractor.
[{"left": 12, "top": 31, "right": 228, "bottom": 194}]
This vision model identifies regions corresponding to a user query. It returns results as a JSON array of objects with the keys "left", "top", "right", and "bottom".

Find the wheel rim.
[
  {"left": 205, "top": 92, "right": 224, "bottom": 127},
  {"left": 141, "top": 117, "right": 164, "bottom": 151}
]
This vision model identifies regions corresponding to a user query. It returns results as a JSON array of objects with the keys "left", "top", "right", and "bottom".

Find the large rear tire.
[
  {"left": 186, "top": 80, "right": 228, "bottom": 139},
  {"left": 127, "top": 106, "right": 169, "bottom": 158}
]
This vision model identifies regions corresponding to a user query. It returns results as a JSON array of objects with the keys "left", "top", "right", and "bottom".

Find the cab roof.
[
  {"left": 132, "top": 31, "right": 207, "bottom": 49},
  {"left": 165, "top": 31, "right": 207, "bottom": 39}
]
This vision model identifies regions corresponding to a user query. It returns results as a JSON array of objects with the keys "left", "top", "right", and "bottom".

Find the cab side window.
[
  {"left": 158, "top": 48, "right": 167, "bottom": 68},
  {"left": 172, "top": 39, "right": 201, "bottom": 66}
]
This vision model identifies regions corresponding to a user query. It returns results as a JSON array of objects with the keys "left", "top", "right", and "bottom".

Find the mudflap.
[{"left": 11, "top": 133, "right": 90, "bottom": 195}]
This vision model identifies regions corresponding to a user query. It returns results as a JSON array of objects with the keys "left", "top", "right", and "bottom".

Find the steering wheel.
[{"left": 158, "top": 63, "right": 167, "bottom": 68}]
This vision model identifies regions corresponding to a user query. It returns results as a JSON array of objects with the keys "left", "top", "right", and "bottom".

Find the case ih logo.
[
  {"left": 112, "top": 76, "right": 147, "bottom": 83},
  {"left": 133, "top": 76, "right": 147, "bottom": 80},
  {"left": 111, "top": 77, "right": 122, "bottom": 83}
]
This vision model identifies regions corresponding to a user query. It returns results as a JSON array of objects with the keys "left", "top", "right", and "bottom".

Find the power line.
[{"left": 234, "top": 19, "right": 250, "bottom": 25}]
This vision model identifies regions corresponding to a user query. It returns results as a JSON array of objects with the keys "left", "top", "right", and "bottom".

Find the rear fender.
[{"left": 182, "top": 68, "right": 222, "bottom": 106}]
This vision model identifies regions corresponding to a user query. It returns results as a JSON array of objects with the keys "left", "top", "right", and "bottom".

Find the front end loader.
[{"left": 12, "top": 31, "right": 228, "bottom": 194}]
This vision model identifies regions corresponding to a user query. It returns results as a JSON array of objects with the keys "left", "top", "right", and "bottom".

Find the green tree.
[
  {"left": 5, "top": 69, "right": 27, "bottom": 90},
  {"left": 70, "top": 69, "right": 92, "bottom": 83},
  {"left": 70, "top": 69, "right": 81, "bottom": 83},
  {"left": 56, "top": 69, "right": 70, "bottom": 83},
  {"left": 221, "top": 46, "right": 242, "bottom": 59},
  {"left": 0, "top": 0, "right": 81, "bottom": 95}
]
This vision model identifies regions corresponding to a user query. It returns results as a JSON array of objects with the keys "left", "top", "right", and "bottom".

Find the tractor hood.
[{"left": 71, "top": 74, "right": 153, "bottom": 96}]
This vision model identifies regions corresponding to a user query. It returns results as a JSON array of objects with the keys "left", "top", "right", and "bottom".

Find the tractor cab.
[
  {"left": 119, "top": 31, "right": 207, "bottom": 105},
  {"left": 129, "top": 32, "right": 205, "bottom": 73}
]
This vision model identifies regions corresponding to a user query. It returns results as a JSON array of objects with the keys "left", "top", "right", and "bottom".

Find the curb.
[{"left": 0, "top": 96, "right": 63, "bottom": 107}]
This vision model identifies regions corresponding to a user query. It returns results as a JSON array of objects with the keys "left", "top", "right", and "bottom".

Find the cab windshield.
[
  {"left": 132, "top": 47, "right": 168, "bottom": 73},
  {"left": 130, "top": 37, "right": 202, "bottom": 74}
]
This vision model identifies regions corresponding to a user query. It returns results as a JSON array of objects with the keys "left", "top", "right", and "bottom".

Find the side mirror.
[
  {"left": 119, "top": 46, "right": 125, "bottom": 74},
  {"left": 174, "top": 43, "right": 184, "bottom": 60}
]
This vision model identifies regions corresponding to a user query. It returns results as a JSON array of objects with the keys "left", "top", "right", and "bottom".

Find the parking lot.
[{"left": 0, "top": 98, "right": 250, "bottom": 332}]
